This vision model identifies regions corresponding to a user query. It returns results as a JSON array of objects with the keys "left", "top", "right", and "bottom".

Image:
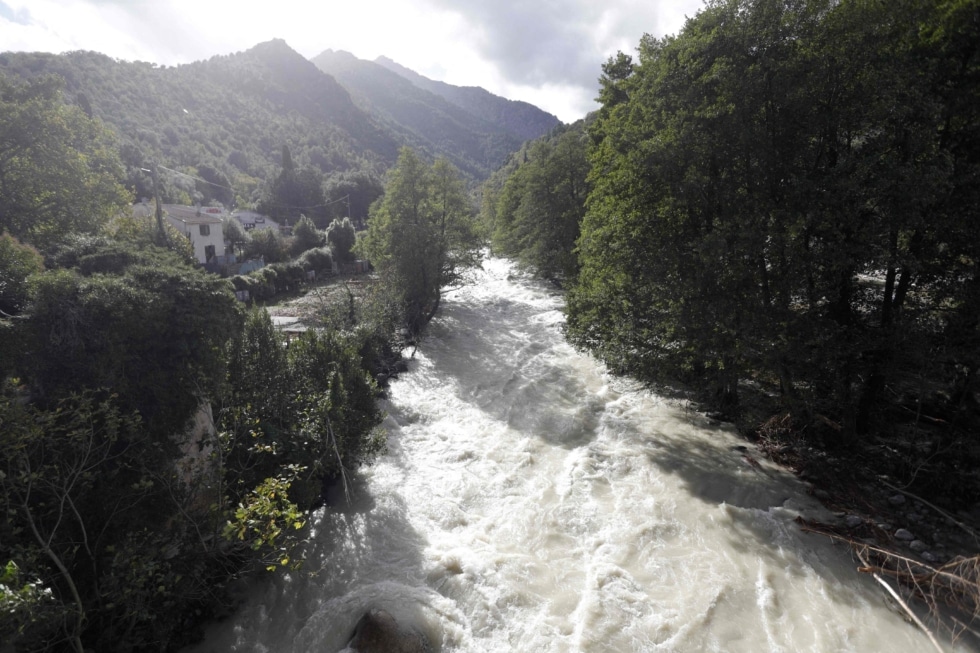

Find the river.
[{"left": 187, "top": 257, "right": 952, "bottom": 652}]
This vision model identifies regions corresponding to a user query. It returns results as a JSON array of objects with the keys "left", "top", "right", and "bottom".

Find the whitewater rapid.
[{"left": 186, "top": 257, "right": 954, "bottom": 652}]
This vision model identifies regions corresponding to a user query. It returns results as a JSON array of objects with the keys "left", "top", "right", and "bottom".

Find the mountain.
[
  {"left": 312, "top": 50, "right": 561, "bottom": 179},
  {"left": 0, "top": 40, "right": 400, "bottom": 207},
  {"left": 374, "top": 56, "right": 561, "bottom": 143},
  {"left": 0, "top": 39, "right": 559, "bottom": 212}
]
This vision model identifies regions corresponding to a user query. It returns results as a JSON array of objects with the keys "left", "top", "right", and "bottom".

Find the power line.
[
  {"left": 147, "top": 164, "right": 352, "bottom": 212},
  {"left": 156, "top": 164, "right": 236, "bottom": 193}
]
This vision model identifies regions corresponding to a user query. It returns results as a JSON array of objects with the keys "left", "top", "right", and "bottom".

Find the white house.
[{"left": 163, "top": 205, "right": 226, "bottom": 264}]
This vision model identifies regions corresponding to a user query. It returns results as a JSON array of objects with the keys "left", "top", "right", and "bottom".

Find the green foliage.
[
  {"left": 244, "top": 227, "right": 287, "bottom": 264},
  {"left": 0, "top": 232, "right": 43, "bottom": 316},
  {"left": 295, "top": 246, "right": 334, "bottom": 275},
  {"left": 326, "top": 217, "right": 357, "bottom": 263},
  {"left": 0, "top": 73, "right": 131, "bottom": 249},
  {"left": 0, "top": 390, "right": 176, "bottom": 651},
  {"left": 323, "top": 169, "right": 384, "bottom": 225},
  {"left": 486, "top": 122, "right": 590, "bottom": 282},
  {"left": 290, "top": 215, "right": 324, "bottom": 256},
  {"left": 222, "top": 215, "right": 249, "bottom": 257},
  {"left": 0, "top": 48, "right": 401, "bottom": 645},
  {"left": 224, "top": 473, "right": 306, "bottom": 571},
  {"left": 219, "top": 310, "right": 384, "bottom": 520},
  {"left": 0, "top": 560, "right": 63, "bottom": 651},
  {"left": 359, "top": 148, "right": 481, "bottom": 335},
  {"left": 258, "top": 145, "right": 329, "bottom": 224},
  {"left": 17, "top": 247, "right": 241, "bottom": 439},
  {"left": 0, "top": 44, "right": 399, "bottom": 209},
  {"left": 567, "top": 0, "right": 980, "bottom": 433}
]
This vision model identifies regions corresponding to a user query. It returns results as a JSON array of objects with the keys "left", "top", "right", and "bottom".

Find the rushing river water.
[{"left": 187, "top": 258, "right": 954, "bottom": 652}]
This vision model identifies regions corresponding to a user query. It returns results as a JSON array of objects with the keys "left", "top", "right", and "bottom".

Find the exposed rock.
[
  {"left": 844, "top": 515, "right": 864, "bottom": 528},
  {"left": 909, "top": 539, "right": 929, "bottom": 552},
  {"left": 888, "top": 494, "right": 907, "bottom": 506},
  {"left": 346, "top": 609, "right": 431, "bottom": 653},
  {"left": 894, "top": 528, "right": 915, "bottom": 541}
]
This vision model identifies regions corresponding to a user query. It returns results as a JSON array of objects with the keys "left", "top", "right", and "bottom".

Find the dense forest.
[
  {"left": 0, "top": 39, "right": 556, "bottom": 230},
  {"left": 0, "top": 40, "right": 396, "bottom": 219},
  {"left": 487, "top": 0, "right": 980, "bottom": 503},
  {"left": 0, "top": 48, "right": 481, "bottom": 650}
]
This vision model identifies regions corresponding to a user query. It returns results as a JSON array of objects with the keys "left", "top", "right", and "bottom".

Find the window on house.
[{"left": 200, "top": 224, "right": 211, "bottom": 236}]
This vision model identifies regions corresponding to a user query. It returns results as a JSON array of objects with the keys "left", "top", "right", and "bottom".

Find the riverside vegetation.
[
  {"left": 0, "top": 62, "right": 479, "bottom": 651},
  {"left": 3, "top": 0, "right": 980, "bottom": 649},
  {"left": 483, "top": 0, "right": 980, "bottom": 640}
]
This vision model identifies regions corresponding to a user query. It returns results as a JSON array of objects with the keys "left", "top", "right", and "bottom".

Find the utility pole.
[{"left": 151, "top": 164, "right": 169, "bottom": 246}]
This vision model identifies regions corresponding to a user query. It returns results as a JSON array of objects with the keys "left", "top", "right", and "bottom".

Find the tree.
[
  {"left": 489, "top": 123, "right": 590, "bottom": 282},
  {"left": 258, "top": 145, "right": 328, "bottom": 225},
  {"left": 323, "top": 169, "right": 385, "bottom": 228},
  {"left": 244, "top": 227, "right": 287, "bottom": 264},
  {"left": 0, "top": 73, "right": 130, "bottom": 249},
  {"left": 0, "top": 232, "right": 43, "bottom": 317},
  {"left": 17, "top": 250, "right": 241, "bottom": 440},
  {"left": 222, "top": 216, "right": 249, "bottom": 258},
  {"left": 219, "top": 309, "right": 383, "bottom": 514},
  {"left": 358, "top": 148, "right": 480, "bottom": 335},
  {"left": 290, "top": 215, "right": 323, "bottom": 257},
  {"left": 326, "top": 217, "right": 357, "bottom": 264},
  {"left": 0, "top": 392, "right": 146, "bottom": 652},
  {"left": 567, "top": 0, "right": 980, "bottom": 433}
]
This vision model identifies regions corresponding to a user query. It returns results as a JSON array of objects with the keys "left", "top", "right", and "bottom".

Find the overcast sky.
[{"left": 0, "top": 0, "right": 705, "bottom": 123}]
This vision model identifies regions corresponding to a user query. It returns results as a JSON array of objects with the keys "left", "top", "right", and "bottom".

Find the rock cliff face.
[{"left": 344, "top": 609, "right": 432, "bottom": 653}]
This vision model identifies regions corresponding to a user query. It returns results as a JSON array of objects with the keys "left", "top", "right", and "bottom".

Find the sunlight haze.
[{"left": 0, "top": 0, "right": 704, "bottom": 122}]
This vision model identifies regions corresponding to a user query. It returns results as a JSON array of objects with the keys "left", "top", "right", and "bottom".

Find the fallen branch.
[
  {"left": 325, "top": 413, "right": 353, "bottom": 505},
  {"left": 799, "top": 517, "right": 980, "bottom": 646},
  {"left": 857, "top": 548, "right": 945, "bottom": 653}
]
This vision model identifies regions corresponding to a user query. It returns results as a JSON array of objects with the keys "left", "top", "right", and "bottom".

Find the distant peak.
[
  {"left": 248, "top": 39, "right": 300, "bottom": 57},
  {"left": 313, "top": 49, "right": 358, "bottom": 62}
]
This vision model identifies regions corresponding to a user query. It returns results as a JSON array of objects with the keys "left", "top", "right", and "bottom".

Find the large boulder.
[{"left": 345, "top": 609, "right": 431, "bottom": 653}]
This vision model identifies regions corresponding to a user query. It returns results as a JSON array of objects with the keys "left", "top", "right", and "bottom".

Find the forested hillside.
[
  {"left": 481, "top": 118, "right": 591, "bottom": 282},
  {"left": 0, "top": 40, "right": 555, "bottom": 225},
  {"left": 485, "top": 0, "right": 980, "bottom": 503},
  {"left": 313, "top": 50, "right": 535, "bottom": 179},
  {"left": 0, "top": 40, "right": 399, "bottom": 218},
  {"left": 0, "top": 39, "right": 479, "bottom": 651},
  {"left": 374, "top": 55, "right": 561, "bottom": 143}
]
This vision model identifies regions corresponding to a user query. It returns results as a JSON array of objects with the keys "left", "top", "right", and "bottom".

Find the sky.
[{"left": 0, "top": 0, "right": 706, "bottom": 123}]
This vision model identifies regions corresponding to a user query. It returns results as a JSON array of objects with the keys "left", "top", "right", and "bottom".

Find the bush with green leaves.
[
  {"left": 296, "top": 246, "right": 334, "bottom": 274},
  {"left": 219, "top": 309, "right": 384, "bottom": 515},
  {"left": 290, "top": 214, "right": 324, "bottom": 257},
  {"left": 244, "top": 227, "right": 286, "bottom": 264},
  {"left": 326, "top": 217, "right": 357, "bottom": 264},
  {"left": 0, "top": 232, "right": 43, "bottom": 316}
]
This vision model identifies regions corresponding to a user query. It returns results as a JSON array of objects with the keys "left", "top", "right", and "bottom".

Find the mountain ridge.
[
  {"left": 374, "top": 55, "right": 561, "bottom": 142},
  {"left": 312, "top": 48, "right": 534, "bottom": 179}
]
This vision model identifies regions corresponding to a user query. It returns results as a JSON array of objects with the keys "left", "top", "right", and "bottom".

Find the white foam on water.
[{"left": 185, "top": 258, "right": 964, "bottom": 652}]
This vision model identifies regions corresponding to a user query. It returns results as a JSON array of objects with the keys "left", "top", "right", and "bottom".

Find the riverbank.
[{"left": 732, "top": 399, "right": 980, "bottom": 647}]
